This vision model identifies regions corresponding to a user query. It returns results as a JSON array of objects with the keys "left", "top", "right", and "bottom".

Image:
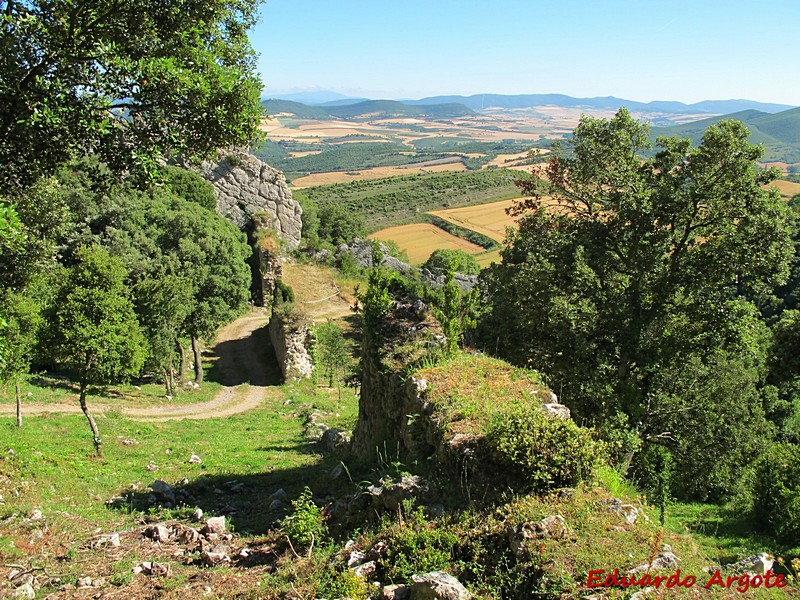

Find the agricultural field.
[
  {"left": 429, "top": 198, "right": 522, "bottom": 243},
  {"left": 370, "top": 223, "right": 486, "bottom": 264},
  {"left": 771, "top": 178, "right": 800, "bottom": 199}
]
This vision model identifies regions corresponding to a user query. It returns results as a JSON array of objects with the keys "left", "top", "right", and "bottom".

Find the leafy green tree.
[
  {"left": 317, "top": 204, "right": 366, "bottom": 245},
  {"left": 480, "top": 109, "right": 792, "bottom": 499},
  {"left": 423, "top": 248, "right": 480, "bottom": 275},
  {"left": 48, "top": 245, "right": 145, "bottom": 456},
  {"left": 54, "top": 163, "right": 251, "bottom": 387},
  {"left": 430, "top": 274, "right": 480, "bottom": 356},
  {"left": 312, "top": 320, "right": 351, "bottom": 391},
  {"left": 0, "top": 0, "right": 263, "bottom": 194},
  {"left": 0, "top": 292, "right": 42, "bottom": 426}
]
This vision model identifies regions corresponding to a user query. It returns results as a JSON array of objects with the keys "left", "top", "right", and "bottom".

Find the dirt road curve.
[{"left": 0, "top": 312, "right": 280, "bottom": 422}]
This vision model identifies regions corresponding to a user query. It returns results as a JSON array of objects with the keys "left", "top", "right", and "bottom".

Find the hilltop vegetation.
[
  {"left": 295, "top": 168, "right": 532, "bottom": 231},
  {"left": 653, "top": 106, "right": 800, "bottom": 164}
]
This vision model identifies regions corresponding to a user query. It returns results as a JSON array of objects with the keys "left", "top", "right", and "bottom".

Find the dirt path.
[{"left": 0, "top": 312, "right": 281, "bottom": 422}]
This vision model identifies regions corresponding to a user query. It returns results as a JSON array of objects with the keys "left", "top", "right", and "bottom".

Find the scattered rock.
[
  {"left": 510, "top": 515, "right": 566, "bottom": 558},
  {"left": 76, "top": 576, "right": 93, "bottom": 588},
  {"left": 188, "top": 454, "right": 203, "bottom": 464},
  {"left": 353, "top": 560, "right": 376, "bottom": 579},
  {"left": 193, "top": 508, "right": 204, "bottom": 521},
  {"left": 150, "top": 479, "right": 176, "bottom": 504},
  {"left": 122, "top": 439, "right": 136, "bottom": 446},
  {"left": 134, "top": 561, "right": 172, "bottom": 577},
  {"left": 203, "top": 516, "right": 227, "bottom": 536},
  {"left": 411, "top": 571, "right": 472, "bottom": 600},
  {"left": 13, "top": 583, "right": 35, "bottom": 598},
  {"left": 29, "top": 509, "right": 42, "bottom": 521},
  {"left": 145, "top": 524, "right": 172, "bottom": 543},
  {"left": 146, "top": 462, "right": 159, "bottom": 472},
  {"left": 201, "top": 551, "right": 231, "bottom": 567},
  {"left": 329, "top": 462, "right": 345, "bottom": 479},
  {"left": 629, "top": 551, "right": 680, "bottom": 573},
  {"left": 268, "top": 488, "right": 288, "bottom": 504},
  {"left": 319, "top": 428, "right": 351, "bottom": 453},
  {"left": 601, "top": 498, "right": 639, "bottom": 525},
  {"left": 95, "top": 532, "right": 121, "bottom": 548},
  {"left": 368, "top": 475, "right": 429, "bottom": 512},
  {"left": 382, "top": 584, "right": 411, "bottom": 600},
  {"left": 347, "top": 550, "right": 367, "bottom": 568}
]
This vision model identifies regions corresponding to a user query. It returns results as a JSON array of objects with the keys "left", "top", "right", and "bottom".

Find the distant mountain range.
[
  {"left": 265, "top": 91, "right": 796, "bottom": 115},
  {"left": 262, "top": 98, "right": 475, "bottom": 119}
]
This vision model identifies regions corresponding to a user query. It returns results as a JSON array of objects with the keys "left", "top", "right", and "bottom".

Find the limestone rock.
[
  {"left": 188, "top": 454, "right": 202, "bottom": 464},
  {"left": 601, "top": 498, "right": 639, "bottom": 525},
  {"left": 383, "top": 584, "right": 411, "bottom": 600},
  {"left": 197, "top": 152, "right": 302, "bottom": 250},
  {"left": 145, "top": 524, "right": 172, "bottom": 543},
  {"left": 150, "top": 480, "right": 176, "bottom": 504},
  {"left": 629, "top": 551, "right": 679, "bottom": 573},
  {"left": 353, "top": 560, "right": 376, "bottom": 579},
  {"left": 368, "top": 475, "right": 429, "bottom": 512},
  {"left": 201, "top": 550, "right": 231, "bottom": 567},
  {"left": 541, "top": 402, "right": 571, "bottom": 419},
  {"left": 509, "top": 515, "right": 566, "bottom": 558},
  {"left": 13, "top": 583, "right": 35, "bottom": 599},
  {"left": 411, "top": 571, "right": 471, "bottom": 600},
  {"left": 319, "top": 428, "right": 351, "bottom": 454},
  {"left": 729, "top": 553, "right": 773, "bottom": 575},
  {"left": 203, "top": 516, "right": 227, "bottom": 536}
]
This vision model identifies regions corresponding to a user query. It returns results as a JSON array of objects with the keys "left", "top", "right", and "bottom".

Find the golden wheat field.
[
  {"left": 429, "top": 198, "right": 523, "bottom": 243},
  {"left": 770, "top": 179, "right": 800, "bottom": 199},
  {"left": 369, "top": 223, "right": 485, "bottom": 264}
]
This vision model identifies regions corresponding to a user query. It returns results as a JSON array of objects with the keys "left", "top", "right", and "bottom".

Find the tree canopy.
[
  {"left": 480, "top": 109, "right": 792, "bottom": 500},
  {"left": 0, "top": 0, "right": 264, "bottom": 193}
]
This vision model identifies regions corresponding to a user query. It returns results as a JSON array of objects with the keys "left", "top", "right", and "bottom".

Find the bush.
[
  {"left": 423, "top": 248, "right": 480, "bottom": 275},
  {"left": 280, "top": 487, "right": 326, "bottom": 550},
  {"left": 163, "top": 165, "right": 216, "bottom": 211},
  {"left": 379, "top": 507, "right": 458, "bottom": 583},
  {"left": 485, "top": 404, "right": 605, "bottom": 493},
  {"left": 752, "top": 442, "right": 800, "bottom": 542}
]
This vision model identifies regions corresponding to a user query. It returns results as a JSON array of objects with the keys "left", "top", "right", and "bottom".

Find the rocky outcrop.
[
  {"left": 268, "top": 312, "right": 313, "bottom": 381},
  {"left": 335, "top": 239, "right": 478, "bottom": 291},
  {"left": 198, "top": 152, "right": 302, "bottom": 250}
]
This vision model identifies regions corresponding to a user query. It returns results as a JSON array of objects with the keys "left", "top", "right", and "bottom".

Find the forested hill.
[
  {"left": 262, "top": 98, "right": 474, "bottom": 119},
  {"left": 652, "top": 106, "right": 800, "bottom": 163}
]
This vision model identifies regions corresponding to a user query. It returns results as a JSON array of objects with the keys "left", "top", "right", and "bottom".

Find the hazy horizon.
[{"left": 251, "top": 0, "right": 800, "bottom": 107}]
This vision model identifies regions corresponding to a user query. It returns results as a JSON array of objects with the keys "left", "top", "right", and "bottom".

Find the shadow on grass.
[{"left": 111, "top": 454, "right": 358, "bottom": 535}]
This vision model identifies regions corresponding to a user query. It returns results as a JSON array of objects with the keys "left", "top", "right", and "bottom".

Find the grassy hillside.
[
  {"left": 296, "top": 168, "right": 532, "bottom": 231},
  {"left": 652, "top": 106, "right": 800, "bottom": 163}
]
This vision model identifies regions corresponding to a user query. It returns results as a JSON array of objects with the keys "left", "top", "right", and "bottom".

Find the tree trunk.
[
  {"left": 176, "top": 341, "right": 185, "bottom": 378},
  {"left": 169, "top": 368, "right": 176, "bottom": 396},
  {"left": 162, "top": 367, "right": 172, "bottom": 397},
  {"left": 15, "top": 380, "right": 21, "bottom": 427},
  {"left": 79, "top": 380, "right": 103, "bottom": 458},
  {"left": 191, "top": 336, "right": 203, "bottom": 386}
]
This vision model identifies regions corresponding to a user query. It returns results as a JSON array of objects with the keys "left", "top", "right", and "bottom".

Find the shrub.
[
  {"left": 752, "top": 442, "right": 800, "bottom": 542},
  {"left": 423, "top": 248, "right": 480, "bottom": 275},
  {"left": 280, "top": 487, "right": 326, "bottom": 550},
  {"left": 485, "top": 404, "right": 605, "bottom": 493},
  {"left": 379, "top": 508, "right": 458, "bottom": 583}
]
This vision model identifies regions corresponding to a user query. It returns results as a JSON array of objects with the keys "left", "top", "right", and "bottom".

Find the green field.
[{"left": 296, "top": 168, "right": 533, "bottom": 231}]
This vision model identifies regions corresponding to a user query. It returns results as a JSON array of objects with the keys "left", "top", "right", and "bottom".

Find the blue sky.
[{"left": 251, "top": 0, "right": 800, "bottom": 105}]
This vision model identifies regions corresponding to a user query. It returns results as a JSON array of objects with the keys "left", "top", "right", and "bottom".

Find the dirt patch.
[{"left": 0, "top": 312, "right": 281, "bottom": 421}]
